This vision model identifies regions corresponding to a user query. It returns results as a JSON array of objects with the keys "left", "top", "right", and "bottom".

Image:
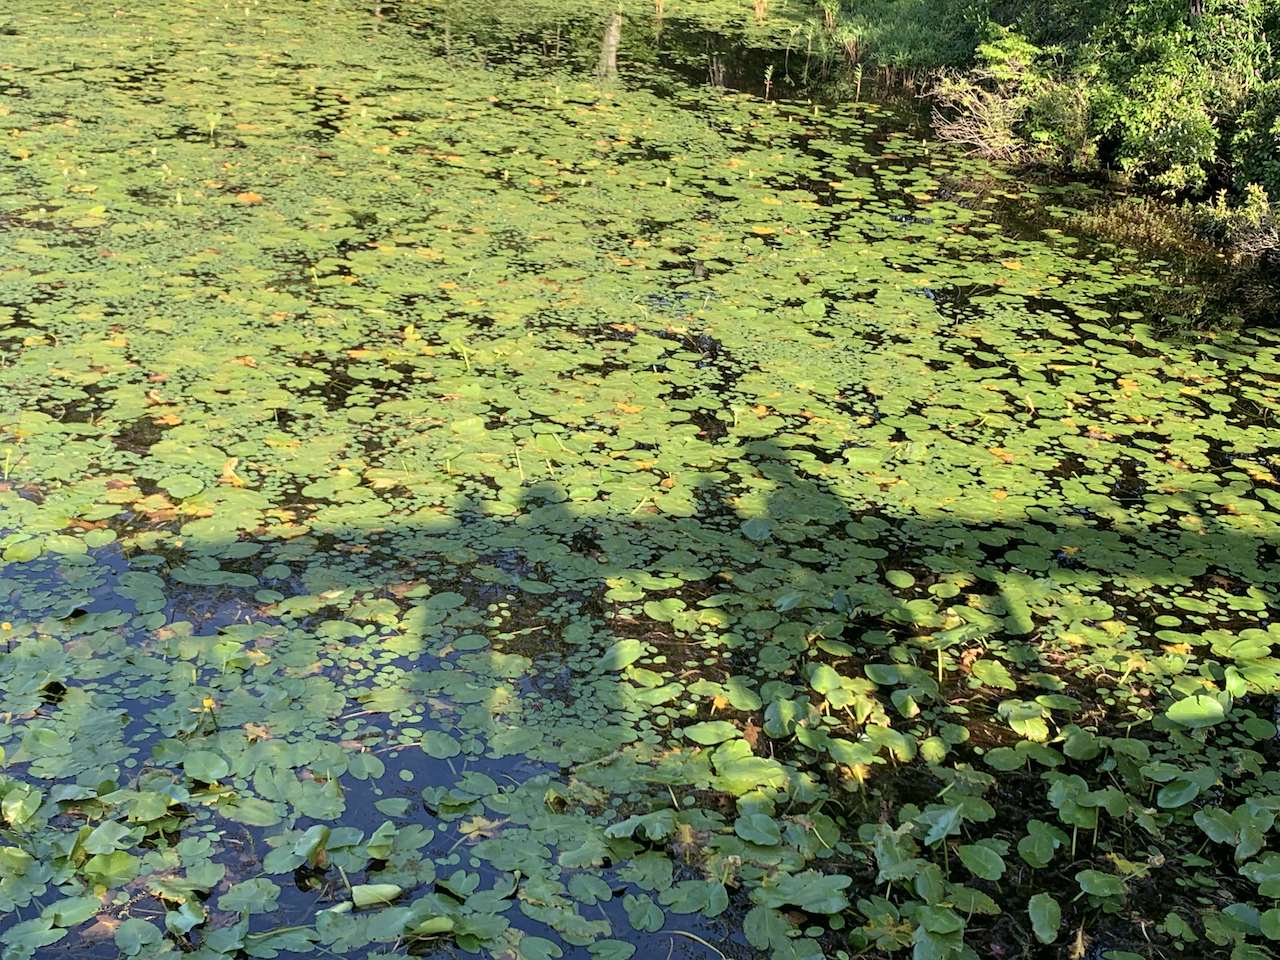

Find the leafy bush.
[
  {"left": 1231, "top": 80, "right": 1280, "bottom": 200},
  {"left": 930, "top": 26, "right": 1102, "bottom": 170},
  {"left": 1024, "top": 77, "right": 1097, "bottom": 171},
  {"left": 830, "top": 0, "right": 1280, "bottom": 242},
  {"left": 1195, "top": 183, "right": 1280, "bottom": 262}
]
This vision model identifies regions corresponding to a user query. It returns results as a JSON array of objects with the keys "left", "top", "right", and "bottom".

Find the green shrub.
[
  {"left": 932, "top": 26, "right": 1099, "bottom": 170},
  {"left": 1025, "top": 80, "right": 1098, "bottom": 171},
  {"left": 972, "top": 22, "right": 1043, "bottom": 80},
  {"left": 928, "top": 26, "right": 1043, "bottom": 160},
  {"left": 1093, "top": 67, "right": 1218, "bottom": 193},
  {"left": 825, "top": 0, "right": 1280, "bottom": 213},
  {"left": 930, "top": 69, "right": 1027, "bottom": 160},
  {"left": 1195, "top": 183, "right": 1280, "bottom": 262},
  {"left": 1231, "top": 81, "right": 1280, "bottom": 200}
]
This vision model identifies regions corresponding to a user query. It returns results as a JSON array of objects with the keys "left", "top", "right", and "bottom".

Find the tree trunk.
[{"left": 597, "top": 12, "right": 622, "bottom": 80}]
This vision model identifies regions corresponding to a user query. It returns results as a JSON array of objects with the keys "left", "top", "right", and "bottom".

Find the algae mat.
[{"left": 1, "top": 2, "right": 1279, "bottom": 959}]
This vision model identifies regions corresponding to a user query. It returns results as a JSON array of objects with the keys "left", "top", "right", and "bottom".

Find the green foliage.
[
  {"left": 1195, "top": 183, "right": 1280, "bottom": 261},
  {"left": 831, "top": 0, "right": 990, "bottom": 68},
  {"left": 1232, "top": 80, "right": 1280, "bottom": 197},
  {"left": 973, "top": 23, "right": 1043, "bottom": 81},
  {"left": 831, "top": 0, "right": 1280, "bottom": 236},
  {"left": 0, "top": 2, "right": 1279, "bottom": 960}
]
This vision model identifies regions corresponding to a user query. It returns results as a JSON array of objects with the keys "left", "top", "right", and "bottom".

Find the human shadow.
[{"left": 1, "top": 433, "right": 1276, "bottom": 959}]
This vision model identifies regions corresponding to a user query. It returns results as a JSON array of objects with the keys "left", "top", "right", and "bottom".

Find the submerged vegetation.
[{"left": 1, "top": 1, "right": 1279, "bottom": 959}]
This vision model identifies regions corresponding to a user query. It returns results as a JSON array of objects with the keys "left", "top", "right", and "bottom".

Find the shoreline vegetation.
[{"left": 788, "top": 0, "right": 1279, "bottom": 310}]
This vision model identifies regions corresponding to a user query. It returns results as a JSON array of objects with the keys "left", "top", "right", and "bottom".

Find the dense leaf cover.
[{"left": 0, "top": 2, "right": 1279, "bottom": 959}]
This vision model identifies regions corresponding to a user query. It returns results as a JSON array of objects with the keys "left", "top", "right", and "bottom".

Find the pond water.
[{"left": 1, "top": 2, "right": 1279, "bottom": 959}]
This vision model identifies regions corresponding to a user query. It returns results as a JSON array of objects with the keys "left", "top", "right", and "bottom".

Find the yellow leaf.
[
  {"left": 1068, "top": 925, "right": 1088, "bottom": 960},
  {"left": 458, "top": 815, "right": 508, "bottom": 841},
  {"left": 220, "top": 457, "right": 245, "bottom": 487}
]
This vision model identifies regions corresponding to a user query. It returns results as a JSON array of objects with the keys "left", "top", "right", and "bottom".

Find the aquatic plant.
[{"left": 0, "top": 2, "right": 1277, "bottom": 960}]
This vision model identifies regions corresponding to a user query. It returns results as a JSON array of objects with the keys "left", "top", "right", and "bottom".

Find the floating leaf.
[
  {"left": 421, "top": 731, "right": 462, "bottom": 759},
  {"left": 1076, "top": 870, "right": 1126, "bottom": 898},
  {"left": 735, "top": 813, "right": 782, "bottom": 846},
  {"left": 622, "top": 893, "right": 664, "bottom": 932},
  {"left": 115, "top": 919, "right": 162, "bottom": 957},
  {"left": 218, "top": 878, "right": 281, "bottom": 915},
  {"left": 1164, "top": 694, "right": 1227, "bottom": 729},
  {"left": 683, "top": 721, "right": 739, "bottom": 745},
  {"left": 756, "top": 871, "right": 851, "bottom": 914},
  {"left": 958, "top": 844, "right": 1005, "bottom": 881},
  {"left": 183, "top": 751, "right": 229, "bottom": 783},
  {"left": 596, "top": 638, "right": 644, "bottom": 672},
  {"left": 1028, "top": 893, "right": 1061, "bottom": 944},
  {"left": 352, "top": 883, "right": 403, "bottom": 908}
]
